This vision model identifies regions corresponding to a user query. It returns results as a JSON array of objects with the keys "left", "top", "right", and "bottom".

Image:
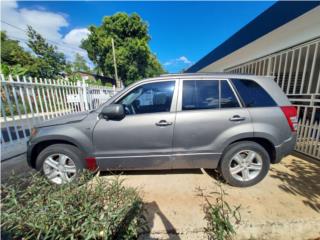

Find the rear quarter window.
[{"left": 231, "top": 79, "right": 277, "bottom": 107}]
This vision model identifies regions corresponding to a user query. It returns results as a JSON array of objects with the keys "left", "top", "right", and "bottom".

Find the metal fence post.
[
  {"left": 113, "top": 85, "right": 116, "bottom": 95},
  {"left": 82, "top": 77, "right": 89, "bottom": 111}
]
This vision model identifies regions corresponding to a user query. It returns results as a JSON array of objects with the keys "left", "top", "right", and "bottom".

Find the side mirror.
[{"left": 100, "top": 104, "right": 125, "bottom": 121}]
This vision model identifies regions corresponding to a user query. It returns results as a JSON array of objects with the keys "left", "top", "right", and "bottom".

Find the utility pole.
[{"left": 111, "top": 38, "right": 120, "bottom": 88}]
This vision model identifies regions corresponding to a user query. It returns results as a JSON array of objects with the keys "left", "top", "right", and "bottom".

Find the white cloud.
[
  {"left": 1, "top": 0, "right": 91, "bottom": 66},
  {"left": 63, "top": 28, "right": 89, "bottom": 47},
  {"left": 164, "top": 56, "right": 192, "bottom": 66},
  {"left": 1, "top": 0, "right": 68, "bottom": 42},
  {"left": 178, "top": 56, "right": 192, "bottom": 64}
]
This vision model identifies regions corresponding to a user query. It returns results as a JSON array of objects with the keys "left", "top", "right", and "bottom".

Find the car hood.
[{"left": 35, "top": 111, "right": 90, "bottom": 128}]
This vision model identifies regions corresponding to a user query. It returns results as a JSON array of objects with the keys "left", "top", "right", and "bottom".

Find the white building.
[{"left": 187, "top": 1, "right": 320, "bottom": 159}]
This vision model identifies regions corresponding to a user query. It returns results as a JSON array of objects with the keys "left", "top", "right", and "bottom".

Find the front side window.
[
  {"left": 118, "top": 81, "right": 175, "bottom": 115},
  {"left": 182, "top": 80, "right": 219, "bottom": 110},
  {"left": 231, "top": 79, "right": 277, "bottom": 107}
]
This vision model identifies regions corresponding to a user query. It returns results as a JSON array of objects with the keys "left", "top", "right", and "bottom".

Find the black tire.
[
  {"left": 219, "top": 141, "right": 270, "bottom": 187},
  {"left": 36, "top": 144, "right": 86, "bottom": 184}
]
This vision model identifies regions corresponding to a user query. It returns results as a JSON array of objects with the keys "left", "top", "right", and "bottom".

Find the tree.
[
  {"left": 0, "top": 63, "right": 29, "bottom": 77},
  {"left": 27, "top": 26, "right": 66, "bottom": 78},
  {"left": 72, "top": 53, "right": 90, "bottom": 72},
  {"left": 81, "top": 12, "right": 165, "bottom": 86},
  {"left": 1, "top": 31, "right": 34, "bottom": 68}
]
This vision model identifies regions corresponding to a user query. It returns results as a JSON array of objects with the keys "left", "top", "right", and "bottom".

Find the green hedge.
[{"left": 1, "top": 173, "right": 147, "bottom": 239}]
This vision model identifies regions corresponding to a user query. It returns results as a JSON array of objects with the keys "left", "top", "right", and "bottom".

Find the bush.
[
  {"left": 197, "top": 183, "right": 241, "bottom": 240},
  {"left": 1, "top": 173, "right": 147, "bottom": 239}
]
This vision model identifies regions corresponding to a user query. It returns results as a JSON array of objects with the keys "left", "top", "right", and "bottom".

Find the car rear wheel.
[
  {"left": 36, "top": 144, "right": 85, "bottom": 184},
  {"left": 219, "top": 141, "right": 270, "bottom": 187}
]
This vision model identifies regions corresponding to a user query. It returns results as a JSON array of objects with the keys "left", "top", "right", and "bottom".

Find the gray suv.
[{"left": 27, "top": 73, "right": 297, "bottom": 187}]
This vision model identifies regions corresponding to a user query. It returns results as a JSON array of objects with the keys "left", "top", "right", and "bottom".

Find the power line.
[
  {"left": 1, "top": 20, "right": 27, "bottom": 33},
  {"left": 1, "top": 20, "right": 82, "bottom": 51},
  {"left": 6, "top": 33, "right": 87, "bottom": 54},
  {"left": 1, "top": 20, "right": 86, "bottom": 53}
]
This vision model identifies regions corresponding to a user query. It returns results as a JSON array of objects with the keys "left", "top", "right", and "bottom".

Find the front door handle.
[
  {"left": 156, "top": 120, "right": 173, "bottom": 127},
  {"left": 229, "top": 115, "right": 246, "bottom": 121}
]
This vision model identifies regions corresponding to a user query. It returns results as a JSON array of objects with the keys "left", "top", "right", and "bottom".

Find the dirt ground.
[
  {"left": 100, "top": 154, "right": 320, "bottom": 240},
  {"left": 2, "top": 153, "right": 319, "bottom": 239}
]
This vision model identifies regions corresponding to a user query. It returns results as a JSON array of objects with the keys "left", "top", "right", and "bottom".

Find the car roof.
[
  {"left": 138, "top": 72, "right": 274, "bottom": 83},
  {"left": 102, "top": 72, "right": 290, "bottom": 108},
  {"left": 138, "top": 73, "right": 290, "bottom": 105}
]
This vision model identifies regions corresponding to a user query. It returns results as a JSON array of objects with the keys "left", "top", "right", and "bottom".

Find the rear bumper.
[{"left": 274, "top": 134, "right": 297, "bottom": 163}]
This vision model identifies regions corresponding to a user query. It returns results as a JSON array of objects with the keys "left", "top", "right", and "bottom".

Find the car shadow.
[
  {"left": 100, "top": 168, "right": 204, "bottom": 177},
  {"left": 100, "top": 169, "right": 209, "bottom": 240},
  {"left": 269, "top": 153, "right": 320, "bottom": 213},
  {"left": 201, "top": 168, "right": 226, "bottom": 183}
]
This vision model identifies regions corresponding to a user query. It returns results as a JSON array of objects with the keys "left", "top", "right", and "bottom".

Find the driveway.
[
  {"left": 2, "top": 154, "right": 319, "bottom": 239},
  {"left": 102, "top": 154, "right": 320, "bottom": 240}
]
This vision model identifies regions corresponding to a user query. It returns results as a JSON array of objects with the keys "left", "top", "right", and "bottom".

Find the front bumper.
[
  {"left": 274, "top": 134, "right": 297, "bottom": 163},
  {"left": 26, "top": 140, "right": 35, "bottom": 168}
]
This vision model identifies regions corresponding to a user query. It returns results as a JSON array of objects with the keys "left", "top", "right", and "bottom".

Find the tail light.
[
  {"left": 85, "top": 157, "right": 97, "bottom": 171},
  {"left": 280, "top": 106, "right": 298, "bottom": 132}
]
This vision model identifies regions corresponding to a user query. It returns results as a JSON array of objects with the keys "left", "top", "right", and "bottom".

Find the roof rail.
[
  {"left": 160, "top": 72, "right": 224, "bottom": 77},
  {"left": 160, "top": 72, "right": 255, "bottom": 77}
]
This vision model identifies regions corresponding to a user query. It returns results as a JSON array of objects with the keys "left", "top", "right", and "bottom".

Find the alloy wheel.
[
  {"left": 229, "top": 150, "right": 263, "bottom": 182},
  {"left": 43, "top": 153, "right": 77, "bottom": 184}
]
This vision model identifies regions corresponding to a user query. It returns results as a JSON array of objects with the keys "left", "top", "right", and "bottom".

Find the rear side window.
[
  {"left": 231, "top": 79, "right": 277, "bottom": 107},
  {"left": 182, "top": 80, "right": 219, "bottom": 110},
  {"left": 220, "top": 81, "right": 240, "bottom": 108}
]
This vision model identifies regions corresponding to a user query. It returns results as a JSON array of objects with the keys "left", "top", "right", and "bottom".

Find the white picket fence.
[{"left": 0, "top": 74, "right": 120, "bottom": 148}]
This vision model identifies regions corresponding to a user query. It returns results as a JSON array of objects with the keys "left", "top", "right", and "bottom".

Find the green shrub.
[
  {"left": 1, "top": 173, "right": 147, "bottom": 239},
  {"left": 197, "top": 183, "right": 241, "bottom": 240}
]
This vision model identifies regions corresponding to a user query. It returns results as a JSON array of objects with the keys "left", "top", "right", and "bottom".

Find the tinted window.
[
  {"left": 182, "top": 80, "right": 219, "bottom": 110},
  {"left": 231, "top": 79, "right": 277, "bottom": 107},
  {"left": 118, "top": 81, "right": 175, "bottom": 115},
  {"left": 220, "top": 81, "right": 240, "bottom": 108}
]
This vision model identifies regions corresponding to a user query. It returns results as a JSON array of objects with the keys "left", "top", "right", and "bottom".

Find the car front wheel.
[
  {"left": 219, "top": 141, "right": 270, "bottom": 187},
  {"left": 36, "top": 144, "right": 85, "bottom": 184}
]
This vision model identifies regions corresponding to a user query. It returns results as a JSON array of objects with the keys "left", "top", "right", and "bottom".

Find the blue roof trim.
[{"left": 186, "top": 1, "right": 320, "bottom": 73}]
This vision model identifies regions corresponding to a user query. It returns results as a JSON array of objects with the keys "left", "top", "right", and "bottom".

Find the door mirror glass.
[{"left": 100, "top": 104, "right": 125, "bottom": 121}]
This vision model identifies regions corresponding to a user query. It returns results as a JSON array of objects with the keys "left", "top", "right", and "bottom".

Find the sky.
[{"left": 1, "top": 1, "right": 275, "bottom": 73}]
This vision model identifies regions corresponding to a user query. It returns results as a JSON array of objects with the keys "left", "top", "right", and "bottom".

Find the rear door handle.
[
  {"left": 156, "top": 120, "right": 173, "bottom": 127},
  {"left": 229, "top": 115, "right": 246, "bottom": 121}
]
